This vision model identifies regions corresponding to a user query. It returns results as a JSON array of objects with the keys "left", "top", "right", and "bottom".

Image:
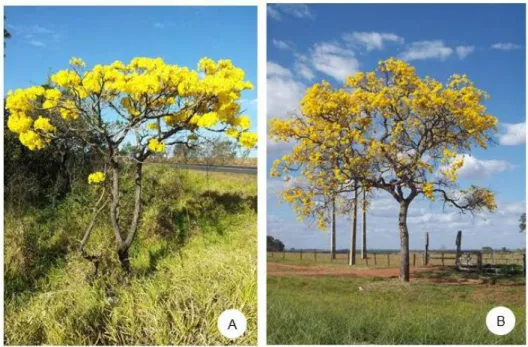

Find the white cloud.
[
  {"left": 491, "top": 42, "right": 522, "bottom": 51},
  {"left": 455, "top": 45, "right": 475, "bottom": 59},
  {"left": 29, "top": 40, "right": 46, "bottom": 47},
  {"left": 268, "top": 186, "right": 526, "bottom": 249},
  {"left": 498, "top": 122, "right": 525, "bottom": 146},
  {"left": 310, "top": 42, "right": 360, "bottom": 82},
  {"left": 456, "top": 155, "right": 515, "bottom": 179},
  {"left": 272, "top": 39, "right": 292, "bottom": 50},
  {"left": 153, "top": 22, "right": 165, "bottom": 29},
  {"left": 342, "top": 32, "right": 404, "bottom": 51},
  {"left": 267, "top": 61, "right": 305, "bottom": 119},
  {"left": 295, "top": 62, "right": 315, "bottom": 80},
  {"left": 400, "top": 40, "right": 453, "bottom": 61},
  {"left": 7, "top": 23, "right": 60, "bottom": 48},
  {"left": 267, "top": 4, "right": 314, "bottom": 21}
]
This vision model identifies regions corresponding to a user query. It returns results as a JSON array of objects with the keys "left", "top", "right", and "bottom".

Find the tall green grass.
[
  {"left": 268, "top": 273, "right": 525, "bottom": 344},
  {"left": 5, "top": 166, "right": 256, "bottom": 345}
]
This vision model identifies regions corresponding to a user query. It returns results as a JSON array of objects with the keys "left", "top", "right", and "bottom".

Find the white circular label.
[
  {"left": 217, "top": 309, "right": 247, "bottom": 339},
  {"left": 486, "top": 306, "right": 516, "bottom": 336}
]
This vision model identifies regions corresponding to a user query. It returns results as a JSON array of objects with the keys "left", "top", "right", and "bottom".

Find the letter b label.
[{"left": 486, "top": 307, "right": 515, "bottom": 336}]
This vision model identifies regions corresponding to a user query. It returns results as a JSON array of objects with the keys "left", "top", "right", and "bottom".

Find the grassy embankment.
[{"left": 5, "top": 165, "right": 257, "bottom": 345}]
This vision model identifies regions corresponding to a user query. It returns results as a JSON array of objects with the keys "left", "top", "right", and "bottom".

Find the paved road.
[{"left": 170, "top": 163, "right": 257, "bottom": 175}]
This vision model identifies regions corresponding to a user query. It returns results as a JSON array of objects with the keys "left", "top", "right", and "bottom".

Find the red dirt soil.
[{"left": 267, "top": 262, "right": 428, "bottom": 279}]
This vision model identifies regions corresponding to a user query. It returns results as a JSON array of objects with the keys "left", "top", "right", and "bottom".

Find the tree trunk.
[
  {"left": 349, "top": 183, "right": 358, "bottom": 266},
  {"left": 331, "top": 197, "right": 336, "bottom": 260},
  {"left": 117, "top": 161, "right": 143, "bottom": 274},
  {"left": 118, "top": 248, "right": 132, "bottom": 274},
  {"left": 361, "top": 188, "right": 367, "bottom": 259},
  {"left": 399, "top": 202, "right": 410, "bottom": 282},
  {"left": 110, "top": 162, "right": 124, "bottom": 247}
]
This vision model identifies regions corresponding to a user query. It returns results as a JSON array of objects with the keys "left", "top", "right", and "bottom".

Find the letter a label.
[
  {"left": 218, "top": 309, "right": 247, "bottom": 339},
  {"left": 228, "top": 319, "right": 238, "bottom": 330}
]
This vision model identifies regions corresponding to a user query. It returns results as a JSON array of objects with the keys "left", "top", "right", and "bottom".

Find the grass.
[
  {"left": 5, "top": 166, "right": 256, "bottom": 345},
  {"left": 267, "top": 260, "right": 525, "bottom": 345}
]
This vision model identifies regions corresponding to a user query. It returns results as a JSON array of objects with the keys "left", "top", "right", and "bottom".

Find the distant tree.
[
  {"left": 482, "top": 246, "right": 493, "bottom": 253},
  {"left": 267, "top": 235, "right": 285, "bottom": 252},
  {"left": 173, "top": 141, "right": 200, "bottom": 163},
  {"left": 520, "top": 213, "right": 525, "bottom": 233}
]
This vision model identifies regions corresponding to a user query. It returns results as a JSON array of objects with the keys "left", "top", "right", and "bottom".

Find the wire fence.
[{"left": 267, "top": 249, "right": 526, "bottom": 268}]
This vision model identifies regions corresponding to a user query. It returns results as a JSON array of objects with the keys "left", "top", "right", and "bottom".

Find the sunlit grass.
[
  {"left": 267, "top": 266, "right": 525, "bottom": 344},
  {"left": 5, "top": 167, "right": 256, "bottom": 345}
]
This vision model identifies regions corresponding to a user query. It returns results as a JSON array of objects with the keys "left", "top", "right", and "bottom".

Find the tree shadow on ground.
[
  {"left": 414, "top": 266, "right": 525, "bottom": 286},
  {"left": 5, "top": 224, "right": 70, "bottom": 298},
  {"left": 133, "top": 191, "right": 256, "bottom": 278},
  {"left": 194, "top": 191, "right": 257, "bottom": 213}
]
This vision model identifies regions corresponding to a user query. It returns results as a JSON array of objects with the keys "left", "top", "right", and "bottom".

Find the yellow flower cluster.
[
  {"left": 69, "top": 57, "right": 86, "bottom": 67},
  {"left": 88, "top": 171, "right": 106, "bottom": 184},
  {"left": 239, "top": 132, "right": 258, "bottom": 149},
  {"left": 33, "top": 116, "right": 56, "bottom": 133},
  {"left": 6, "top": 56, "right": 258, "bottom": 152},
  {"left": 269, "top": 57, "right": 498, "bottom": 227},
  {"left": 148, "top": 138, "right": 166, "bottom": 153},
  {"left": 422, "top": 183, "right": 435, "bottom": 201},
  {"left": 6, "top": 87, "right": 54, "bottom": 150},
  {"left": 146, "top": 122, "right": 159, "bottom": 131},
  {"left": 19, "top": 131, "right": 47, "bottom": 150}
]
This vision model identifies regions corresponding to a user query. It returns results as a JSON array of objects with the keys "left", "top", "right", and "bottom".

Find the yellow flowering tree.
[
  {"left": 6, "top": 56, "right": 257, "bottom": 274},
  {"left": 270, "top": 58, "right": 497, "bottom": 282}
]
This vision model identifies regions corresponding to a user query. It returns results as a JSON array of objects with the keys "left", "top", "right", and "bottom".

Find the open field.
[
  {"left": 267, "top": 259, "right": 525, "bottom": 344},
  {"left": 5, "top": 167, "right": 257, "bottom": 345}
]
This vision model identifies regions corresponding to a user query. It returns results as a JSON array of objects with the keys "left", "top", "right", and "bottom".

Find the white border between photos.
[{"left": 2, "top": 1, "right": 528, "bottom": 347}]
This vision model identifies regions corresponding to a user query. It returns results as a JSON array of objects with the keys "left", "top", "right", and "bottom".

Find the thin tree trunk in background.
[
  {"left": 424, "top": 232, "right": 429, "bottom": 265},
  {"left": 455, "top": 230, "right": 462, "bottom": 270},
  {"left": 399, "top": 201, "right": 410, "bottom": 282},
  {"left": 361, "top": 188, "right": 367, "bottom": 260},
  {"left": 349, "top": 182, "right": 358, "bottom": 266},
  {"left": 331, "top": 197, "right": 336, "bottom": 260}
]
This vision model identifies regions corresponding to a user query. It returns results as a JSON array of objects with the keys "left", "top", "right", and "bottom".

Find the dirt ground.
[
  {"left": 267, "top": 262, "right": 426, "bottom": 278},
  {"left": 267, "top": 261, "right": 526, "bottom": 287}
]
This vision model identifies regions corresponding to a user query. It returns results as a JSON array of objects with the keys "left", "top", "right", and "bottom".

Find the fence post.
[
  {"left": 523, "top": 254, "right": 526, "bottom": 275},
  {"left": 455, "top": 230, "right": 462, "bottom": 271},
  {"left": 283, "top": 251, "right": 285, "bottom": 259},
  {"left": 387, "top": 254, "right": 390, "bottom": 267},
  {"left": 477, "top": 252, "right": 482, "bottom": 272},
  {"left": 413, "top": 253, "right": 416, "bottom": 267},
  {"left": 374, "top": 253, "right": 377, "bottom": 266},
  {"left": 441, "top": 252, "right": 445, "bottom": 266},
  {"left": 424, "top": 232, "right": 429, "bottom": 265},
  {"left": 314, "top": 249, "right": 317, "bottom": 261},
  {"left": 271, "top": 251, "right": 274, "bottom": 258},
  {"left": 300, "top": 249, "right": 303, "bottom": 260},
  {"left": 365, "top": 256, "right": 369, "bottom": 267}
]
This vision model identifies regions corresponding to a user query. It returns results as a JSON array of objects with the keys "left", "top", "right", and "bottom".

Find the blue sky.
[
  {"left": 267, "top": 4, "right": 526, "bottom": 250},
  {"left": 4, "top": 6, "right": 257, "bottom": 153}
]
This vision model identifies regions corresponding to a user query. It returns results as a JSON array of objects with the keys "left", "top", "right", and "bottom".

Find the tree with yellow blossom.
[
  {"left": 270, "top": 58, "right": 497, "bottom": 282},
  {"left": 6, "top": 56, "right": 257, "bottom": 274}
]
